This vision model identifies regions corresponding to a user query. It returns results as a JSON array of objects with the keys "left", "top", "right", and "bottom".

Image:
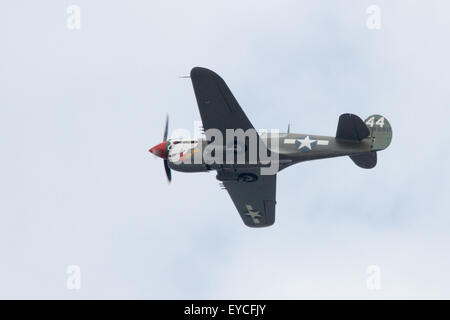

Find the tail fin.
[
  {"left": 336, "top": 114, "right": 392, "bottom": 169},
  {"left": 336, "top": 113, "right": 370, "bottom": 141}
]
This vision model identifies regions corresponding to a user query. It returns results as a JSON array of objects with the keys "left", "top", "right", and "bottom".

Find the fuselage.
[{"left": 166, "top": 131, "right": 374, "bottom": 173}]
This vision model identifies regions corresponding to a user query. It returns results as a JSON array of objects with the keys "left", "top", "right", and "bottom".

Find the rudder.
[{"left": 364, "top": 114, "right": 393, "bottom": 151}]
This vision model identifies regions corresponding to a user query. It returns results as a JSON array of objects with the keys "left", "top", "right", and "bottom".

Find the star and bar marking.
[
  {"left": 245, "top": 204, "right": 262, "bottom": 224},
  {"left": 284, "top": 136, "right": 329, "bottom": 151}
]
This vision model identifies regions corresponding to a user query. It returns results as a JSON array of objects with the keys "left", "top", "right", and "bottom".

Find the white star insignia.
[{"left": 296, "top": 136, "right": 317, "bottom": 150}]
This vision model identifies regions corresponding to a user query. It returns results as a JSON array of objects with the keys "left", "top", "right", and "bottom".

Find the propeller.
[
  {"left": 163, "top": 157, "right": 172, "bottom": 182},
  {"left": 149, "top": 115, "right": 172, "bottom": 183},
  {"left": 163, "top": 114, "right": 169, "bottom": 142},
  {"left": 162, "top": 115, "right": 171, "bottom": 182}
]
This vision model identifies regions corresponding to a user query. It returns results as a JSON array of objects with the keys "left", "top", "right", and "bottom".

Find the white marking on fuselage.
[
  {"left": 284, "top": 138, "right": 329, "bottom": 148},
  {"left": 297, "top": 136, "right": 314, "bottom": 150},
  {"left": 168, "top": 140, "right": 198, "bottom": 162}
]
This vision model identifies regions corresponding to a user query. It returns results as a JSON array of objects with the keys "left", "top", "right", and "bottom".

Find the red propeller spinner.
[{"left": 149, "top": 141, "right": 167, "bottom": 159}]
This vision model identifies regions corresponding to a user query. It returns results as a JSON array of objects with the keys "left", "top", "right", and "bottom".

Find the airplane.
[{"left": 149, "top": 67, "right": 392, "bottom": 228}]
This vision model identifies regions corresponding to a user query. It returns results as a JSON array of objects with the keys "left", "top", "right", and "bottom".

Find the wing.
[
  {"left": 191, "top": 67, "right": 276, "bottom": 227},
  {"left": 190, "top": 67, "right": 256, "bottom": 140},
  {"left": 222, "top": 169, "right": 277, "bottom": 228}
]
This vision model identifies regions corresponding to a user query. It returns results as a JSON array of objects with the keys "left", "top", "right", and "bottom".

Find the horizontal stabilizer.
[
  {"left": 350, "top": 152, "right": 377, "bottom": 169},
  {"left": 336, "top": 113, "right": 370, "bottom": 141}
]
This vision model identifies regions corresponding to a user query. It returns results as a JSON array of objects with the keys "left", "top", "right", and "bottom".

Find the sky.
[{"left": 0, "top": 0, "right": 450, "bottom": 299}]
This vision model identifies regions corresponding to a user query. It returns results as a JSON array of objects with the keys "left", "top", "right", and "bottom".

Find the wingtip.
[{"left": 190, "top": 66, "right": 218, "bottom": 78}]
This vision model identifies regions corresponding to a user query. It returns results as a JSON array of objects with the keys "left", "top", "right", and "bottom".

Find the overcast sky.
[{"left": 1, "top": 0, "right": 450, "bottom": 299}]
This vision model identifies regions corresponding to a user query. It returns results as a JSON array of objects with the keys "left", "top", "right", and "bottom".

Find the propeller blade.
[
  {"left": 163, "top": 115, "right": 169, "bottom": 142},
  {"left": 164, "top": 159, "right": 172, "bottom": 182}
]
